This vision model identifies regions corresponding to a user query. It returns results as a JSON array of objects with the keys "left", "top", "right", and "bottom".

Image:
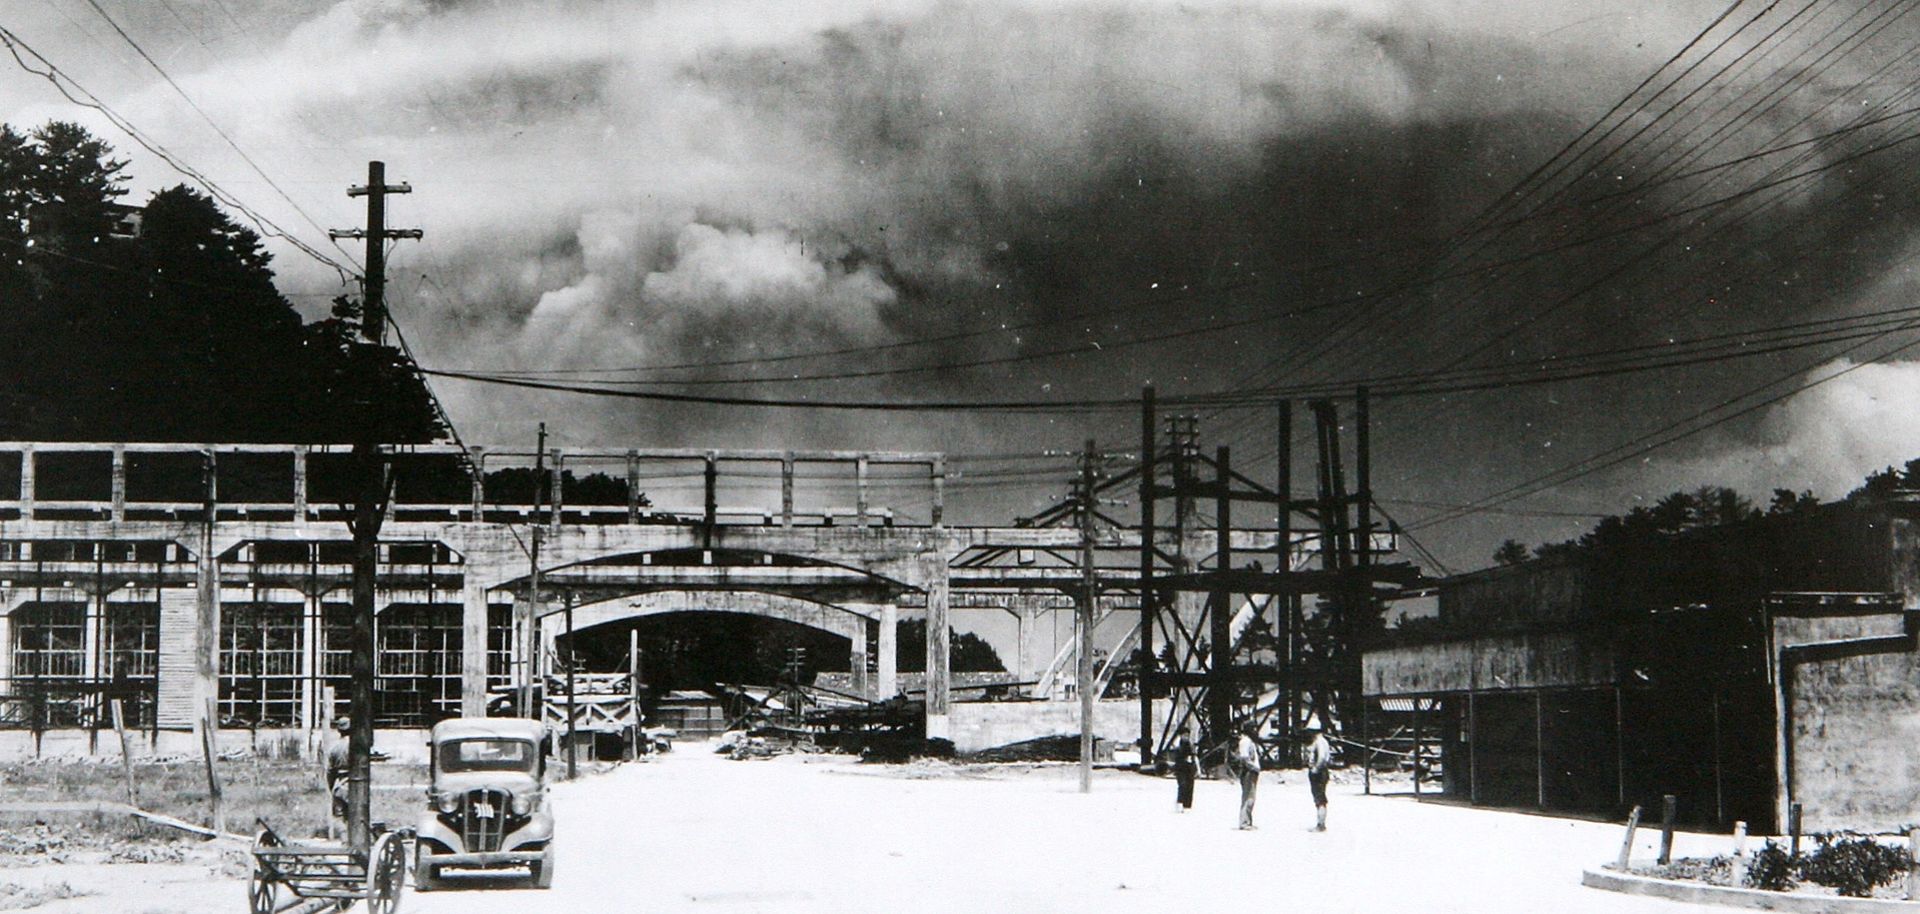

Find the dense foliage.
[
  {"left": 0, "top": 121, "right": 442, "bottom": 443},
  {"left": 1743, "top": 835, "right": 1909, "bottom": 897},
  {"left": 896, "top": 619, "right": 1008, "bottom": 673},
  {"left": 1489, "top": 473, "right": 1901, "bottom": 568},
  {"left": 1746, "top": 842, "right": 1796, "bottom": 892},
  {"left": 1797, "top": 834, "right": 1911, "bottom": 898}
]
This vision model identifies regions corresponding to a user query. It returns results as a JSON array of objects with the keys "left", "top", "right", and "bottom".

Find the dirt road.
[{"left": 405, "top": 748, "right": 1720, "bottom": 914}]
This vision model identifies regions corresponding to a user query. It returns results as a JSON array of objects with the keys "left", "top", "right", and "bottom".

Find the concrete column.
[
  {"left": 110, "top": 447, "right": 126, "bottom": 522},
  {"left": 850, "top": 619, "right": 870, "bottom": 699},
  {"left": 1016, "top": 607, "right": 1034, "bottom": 682},
  {"left": 0, "top": 589, "right": 18, "bottom": 684},
  {"left": 460, "top": 575, "right": 489, "bottom": 716},
  {"left": 513, "top": 594, "right": 544, "bottom": 694},
  {"left": 300, "top": 592, "right": 320, "bottom": 731},
  {"left": 878, "top": 603, "right": 898, "bottom": 699},
  {"left": 550, "top": 450, "right": 565, "bottom": 527},
  {"left": 473, "top": 447, "right": 489, "bottom": 522},
  {"left": 856, "top": 455, "right": 869, "bottom": 528},
  {"left": 19, "top": 446, "right": 33, "bottom": 517},
  {"left": 920, "top": 553, "right": 950, "bottom": 740},
  {"left": 292, "top": 446, "right": 308, "bottom": 523},
  {"left": 82, "top": 589, "right": 105, "bottom": 680}
]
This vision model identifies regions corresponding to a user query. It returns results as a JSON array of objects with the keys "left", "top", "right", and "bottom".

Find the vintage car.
[{"left": 415, "top": 718, "right": 555, "bottom": 890}]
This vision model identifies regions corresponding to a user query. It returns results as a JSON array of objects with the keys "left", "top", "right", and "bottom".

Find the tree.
[
  {"left": 1767, "top": 488, "right": 1820, "bottom": 515},
  {"left": 896, "top": 619, "right": 1007, "bottom": 673},
  {"left": 0, "top": 121, "right": 444, "bottom": 444},
  {"left": 1492, "top": 539, "right": 1530, "bottom": 566}
]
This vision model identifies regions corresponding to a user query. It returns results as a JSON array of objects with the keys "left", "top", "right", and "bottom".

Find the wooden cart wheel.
[
  {"left": 365, "top": 832, "right": 407, "bottom": 914},
  {"left": 247, "top": 865, "right": 276, "bottom": 914},
  {"left": 249, "top": 826, "right": 281, "bottom": 914}
]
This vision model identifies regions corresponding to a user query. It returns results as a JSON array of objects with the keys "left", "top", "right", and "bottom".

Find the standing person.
[
  {"left": 1231, "top": 725, "right": 1262, "bottom": 830},
  {"left": 1303, "top": 723, "right": 1333, "bottom": 832},
  {"left": 324, "top": 717, "right": 352, "bottom": 826},
  {"left": 1170, "top": 734, "right": 1197, "bottom": 813}
]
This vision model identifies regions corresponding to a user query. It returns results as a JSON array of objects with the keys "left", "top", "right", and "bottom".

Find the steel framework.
[{"left": 1136, "top": 386, "right": 1421, "bottom": 763}]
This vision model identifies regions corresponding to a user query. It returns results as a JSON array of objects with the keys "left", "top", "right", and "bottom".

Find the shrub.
[
  {"left": 1799, "top": 835, "right": 1910, "bottom": 898},
  {"left": 1747, "top": 841, "right": 1796, "bottom": 892}
]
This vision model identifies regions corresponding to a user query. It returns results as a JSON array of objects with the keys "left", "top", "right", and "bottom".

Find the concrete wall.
[
  {"left": 1440, "top": 560, "right": 1589, "bottom": 632},
  {"left": 1778, "top": 612, "right": 1920, "bottom": 833},
  {"left": 948, "top": 699, "right": 1166, "bottom": 754},
  {"left": 1364, "top": 631, "right": 1616, "bottom": 696}
]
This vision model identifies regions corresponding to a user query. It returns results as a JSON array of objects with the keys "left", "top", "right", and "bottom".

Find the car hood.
[{"left": 433, "top": 770, "right": 541, "bottom": 796}]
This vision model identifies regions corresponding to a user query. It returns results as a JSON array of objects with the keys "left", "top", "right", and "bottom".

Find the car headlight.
[
  {"left": 435, "top": 791, "right": 459, "bottom": 814},
  {"left": 510, "top": 792, "right": 537, "bottom": 816}
]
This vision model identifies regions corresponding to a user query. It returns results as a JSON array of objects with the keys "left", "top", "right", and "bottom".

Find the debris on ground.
[
  {"left": 966, "top": 735, "right": 1082, "bottom": 763},
  {"left": 0, "top": 879, "right": 91, "bottom": 910},
  {"left": 718, "top": 727, "right": 821, "bottom": 759}
]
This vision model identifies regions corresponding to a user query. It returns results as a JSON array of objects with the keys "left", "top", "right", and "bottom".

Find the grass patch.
[{"left": 0, "top": 755, "right": 425, "bottom": 849}]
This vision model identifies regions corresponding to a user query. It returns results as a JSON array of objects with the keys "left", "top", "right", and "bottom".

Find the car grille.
[{"left": 459, "top": 788, "right": 511, "bottom": 852}]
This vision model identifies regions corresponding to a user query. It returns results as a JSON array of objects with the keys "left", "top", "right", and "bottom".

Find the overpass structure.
[{"left": 0, "top": 442, "right": 1297, "bottom": 742}]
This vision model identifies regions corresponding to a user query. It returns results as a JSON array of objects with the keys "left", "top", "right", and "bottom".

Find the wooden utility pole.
[
  {"left": 1076, "top": 439, "right": 1097, "bottom": 794},
  {"left": 1136, "top": 387, "right": 1155, "bottom": 763},
  {"left": 564, "top": 590, "right": 577, "bottom": 780},
  {"left": 328, "top": 161, "right": 419, "bottom": 853},
  {"left": 522, "top": 424, "right": 547, "bottom": 720}
]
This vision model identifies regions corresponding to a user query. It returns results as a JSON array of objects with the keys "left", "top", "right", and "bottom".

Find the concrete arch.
[
  {"left": 480, "top": 545, "right": 925, "bottom": 598},
  {"left": 541, "top": 590, "right": 896, "bottom": 699},
  {"left": 550, "top": 591, "right": 865, "bottom": 641}
]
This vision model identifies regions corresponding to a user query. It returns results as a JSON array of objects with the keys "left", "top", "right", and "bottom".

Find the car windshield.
[{"left": 438, "top": 738, "right": 536, "bottom": 773}]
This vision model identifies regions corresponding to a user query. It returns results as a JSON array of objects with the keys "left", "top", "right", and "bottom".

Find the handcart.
[{"left": 247, "top": 818, "right": 409, "bottom": 914}]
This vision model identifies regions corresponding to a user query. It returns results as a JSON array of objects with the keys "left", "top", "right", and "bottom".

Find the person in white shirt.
[{"left": 1230, "top": 726, "right": 1262, "bottom": 830}]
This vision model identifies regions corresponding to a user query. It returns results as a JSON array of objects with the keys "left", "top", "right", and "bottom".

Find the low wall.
[
  {"left": 0, "top": 727, "right": 432, "bottom": 764},
  {"left": 949, "top": 699, "right": 1166, "bottom": 754}
]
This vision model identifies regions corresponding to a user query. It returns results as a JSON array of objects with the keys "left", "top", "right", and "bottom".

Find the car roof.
[{"left": 430, "top": 718, "right": 546, "bottom": 743}]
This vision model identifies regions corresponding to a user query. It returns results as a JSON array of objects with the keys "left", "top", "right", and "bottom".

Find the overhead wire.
[
  {"left": 74, "top": 0, "right": 366, "bottom": 274},
  {"left": 1404, "top": 321, "right": 1920, "bottom": 532},
  {"left": 0, "top": 25, "right": 355, "bottom": 282}
]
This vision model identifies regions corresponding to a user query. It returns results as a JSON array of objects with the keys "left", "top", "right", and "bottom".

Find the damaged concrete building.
[{"left": 1362, "top": 498, "right": 1920, "bottom": 833}]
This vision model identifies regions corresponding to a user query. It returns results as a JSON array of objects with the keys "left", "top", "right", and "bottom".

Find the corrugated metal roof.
[{"left": 1376, "top": 698, "right": 1440, "bottom": 712}]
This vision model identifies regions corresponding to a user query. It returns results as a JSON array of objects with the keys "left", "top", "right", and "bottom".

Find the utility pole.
[
  {"left": 327, "top": 161, "right": 420, "bottom": 853},
  {"left": 1077, "top": 439, "right": 1098, "bottom": 794},
  {"left": 564, "top": 589, "right": 576, "bottom": 780},
  {"left": 521, "top": 423, "right": 547, "bottom": 720},
  {"left": 1137, "top": 386, "right": 1156, "bottom": 764}
]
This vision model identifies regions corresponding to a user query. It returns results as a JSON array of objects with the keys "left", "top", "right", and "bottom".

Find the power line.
[
  {"left": 1405, "top": 323, "right": 1920, "bottom": 532},
  {"left": 428, "top": 300, "right": 1920, "bottom": 413},
  {"left": 0, "top": 25, "right": 354, "bottom": 280},
  {"left": 74, "top": 0, "right": 363, "bottom": 273}
]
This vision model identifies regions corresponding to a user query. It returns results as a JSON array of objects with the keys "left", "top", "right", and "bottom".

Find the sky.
[{"left": 9, "top": 0, "right": 1920, "bottom": 574}]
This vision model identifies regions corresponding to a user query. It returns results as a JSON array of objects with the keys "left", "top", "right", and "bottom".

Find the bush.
[
  {"left": 1799, "top": 835, "right": 1910, "bottom": 898},
  {"left": 1747, "top": 842, "right": 1796, "bottom": 892}
]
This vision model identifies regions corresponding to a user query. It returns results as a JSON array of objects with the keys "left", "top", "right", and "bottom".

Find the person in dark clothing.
[
  {"left": 1303, "top": 723, "right": 1332, "bottom": 832},
  {"left": 1171, "top": 735, "right": 1197, "bottom": 812},
  {"left": 324, "top": 717, "right": 351, "bottom": 822}
]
